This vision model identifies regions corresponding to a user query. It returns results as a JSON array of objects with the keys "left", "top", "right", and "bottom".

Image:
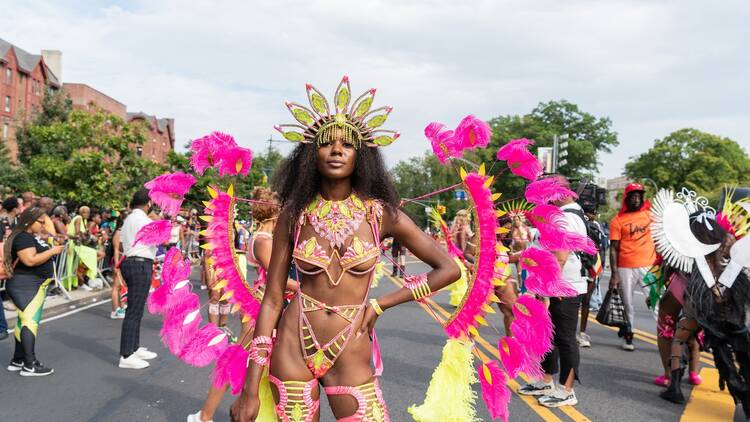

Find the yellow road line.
[
  {"left": 586, "top": 317, "right": 715, "bottom": 367},
  {"left": 385, "top": 274, "right": 581, "bottom": 421},
  {"left": 680, "top": 368, "right": 736, "bottom": 422}
]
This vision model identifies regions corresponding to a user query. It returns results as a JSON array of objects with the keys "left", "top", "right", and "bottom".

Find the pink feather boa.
[
  {"left": 478, "top": 361, "right": 511, "bottom": 422},
  {"left": 134, "top": 219, "right": 172, "bottom": 246},
  {"left": 144, "top": 172, "right": 196, "bottom": 216},
  {"left": 444, "top": 172, "right": 497, "bottom": 338},
  {"left": 525, "top": 204, "right": 597, "bottom": 254},
  {"left": 498, "top": 336, "right": 543, "bottom": 380},
  {"left": 496, "top": 138, "right": 542, "bottom": 181},
  {"left": 524, "top": 177, "right": 577, "bottom": 205},
  {"left": 204, "top": 190, "right": 262, "bottom": 320},
  {"left": 520, "top": 247, "right": 578, "bottom": 297},
  {"left": 510, "top": 296, "right": 553, "bottom": 360},
  {"left": 212, "top": 344, "right": 251, "bottom": 394},
  {"left": 179, "top": 324, "right": 229, "bottom": 367}
]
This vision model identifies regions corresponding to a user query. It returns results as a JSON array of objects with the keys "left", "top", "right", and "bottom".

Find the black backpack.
[{"left": 563, "top": 208, "right": 600, "bottom": 275}]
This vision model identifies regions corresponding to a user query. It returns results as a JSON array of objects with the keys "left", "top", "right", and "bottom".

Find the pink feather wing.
[
  {"left": 525, "top": 205, "right": 597, "bottom": 254},
  {"left": 510, "top": 296, "right": 553, "bottom": 360},
  {"left": 455, "top": 115, "right": 492, "bottom": 149},
  {"left": 179, "top": 324, "right": 229, "bottom": 367},
  {"left": 520, "top": 247, "right": 578, "bottom": 297},
  {"left": 215, "top": 146, "right": 253, "bottom": 176},
  {"left": 478, "top": 361, "right": 511, "bottom": 422},
  {"left": 212, "top": 344, "right": 251, "bottom": 395},
  {"left": 525, "top": 178, "right": 577, "bottom": 205},
  {"left": 133, "top": 219, "right": 172, "bottom": 246}
]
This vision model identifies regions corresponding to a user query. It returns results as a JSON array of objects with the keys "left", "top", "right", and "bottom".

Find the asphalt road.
[{"left": 0, "top": 260, "right": 744, "bottom": 421}]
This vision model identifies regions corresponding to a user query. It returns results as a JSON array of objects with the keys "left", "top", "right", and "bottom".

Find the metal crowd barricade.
[{"left": 51, "top": 243, "right": 73, "bottom": 301}]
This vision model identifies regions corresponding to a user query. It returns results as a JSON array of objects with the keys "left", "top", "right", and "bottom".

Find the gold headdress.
[{"left": 274, "top": 75, "right": 400, "bottom": 149}]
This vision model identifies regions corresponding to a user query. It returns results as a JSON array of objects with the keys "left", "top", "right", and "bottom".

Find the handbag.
[{"left": 596, "top": 287, "right": 630, "bottom": 328}]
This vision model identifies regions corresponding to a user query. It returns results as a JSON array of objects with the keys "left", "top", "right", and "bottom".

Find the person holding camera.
[
  {"left": 4, "top": 207, "right": 65, "bottom": 376},
  {"left": 608, "top": 183, "right": 656, "bottom": 351}
]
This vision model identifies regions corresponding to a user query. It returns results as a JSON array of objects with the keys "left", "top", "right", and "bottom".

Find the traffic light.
[{"left": 558, "top": 138, "right": 568, "bottom": 168}]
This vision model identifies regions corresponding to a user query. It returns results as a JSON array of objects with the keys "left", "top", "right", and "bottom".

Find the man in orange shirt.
[{"left": 608, "top": 183, "right": 656, "bottom": 351}]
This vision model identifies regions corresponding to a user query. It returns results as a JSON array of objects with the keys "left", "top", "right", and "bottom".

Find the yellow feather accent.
[
  {"left": 495, "top": 210, "right": 506, "bottom": 218},
  {"left": 482, "top": 304, "right": 496, "bottom": 314},
  {"left": 407, "top": 339, "right": 478, "bottom": 422},
  {"left": 468, "top": 325, "right": 479, "bottom": 337},
  {"left": 212, "top": 279, "right": 228, "bottom": 290},
  {"left": 489, "top": 294, "right": 501, "bottom": 303},
  {"left": 483, "top": 176, "right": 494, "bottom": 188},
  {"left": 448, "top": 258, "right": 468, "bottom": 307},
  {"left": 206, "top": 257, "right": 216, "bottom": 266},
  {"left": 241, "top": 314, "right": 251, "bottom": 324},
  {"left": 459, "top": 167, "right": 467, "bottom": 180},
  {"left": 492, "top": 278, "right": 505, "bottom": 287},
  {"left": 200, "top": 243, "right": 215, "bottom": 250},
  {"left": 496, "top": 227, "right": 510, "bottom": 234},
  {"left": 235, "top": 160, "right": 243, "bottom": 173},
  {"left": 482, "top": 364, "right": 493, "bottom": 386},
  {"left": 202, "top": 201, "right": 212, "bottom": 207},
  {"left": 231, "top": 303, "right": 241, "bottom": 314},
  {"left": 219, "top": 291, "right": 234, "bottom": 301},
  {"left": 491, "top": 193, "right": 502, "bottom": 201},
  {"left": 257, "top": 370, "right": 278, "bottom": 421},
  {"left": 478, "top": 162, "right": 486, "bottom": 176},
  {"left": 198, "top": 230, "right": 208, "bottom": 237},
  {"left": 207, "top": 186, "right": 218, "bottom": 198},
  {"left": 475, "top": 316, "right": 488, "bottom": 326},
  {"left": 200, "top": 216, "right": 213, "bottom": 222},
  {"left": 227, "top": 184, "right": 234, "bottom": 197}
]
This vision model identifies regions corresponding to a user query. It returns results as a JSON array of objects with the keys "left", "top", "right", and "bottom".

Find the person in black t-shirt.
[{"left": 2, "top": 207, "right": 64, "bottom": 376}]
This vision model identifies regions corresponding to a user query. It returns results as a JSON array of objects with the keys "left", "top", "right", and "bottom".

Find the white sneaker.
[
  {"left": 621, "top": 339, "right": 635, "bottom": 351},
  {"left": 578, "top": 332, "right": 591, "bottom": 348},
  {"left": 518, "top": 379, "right": 555, "bottom": 396},
  {"left": 110, "top": 308, "right": 126, "bottom": 320},
  {"left": 187, "top": 410, "right": 212, "bottom": 422},
  {"left": 538, "top": 387, "right": 578, "bottom": 408},
  {"left": 80, "top": 283, "right": 93, "bottom": 292},
  {"left": 119, "top": 354, "right": 150, "bottom": 369},
  {"left": 134, "top": 347, "right": 158, "bottom": 360}
]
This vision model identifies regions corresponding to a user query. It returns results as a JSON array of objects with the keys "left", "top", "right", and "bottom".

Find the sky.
[{"left": 2, "top": 0, "right": 748, "bottom": 179}]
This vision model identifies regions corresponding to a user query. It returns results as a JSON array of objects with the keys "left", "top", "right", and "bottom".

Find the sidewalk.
[{"left": 3, "top": 287, "right": 112, "bottom": 328}]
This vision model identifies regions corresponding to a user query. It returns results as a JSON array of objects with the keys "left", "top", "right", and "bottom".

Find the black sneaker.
[
  {"left": 7, "top": 359, "right": 23, "bottom": 372},
  {"left": 20, "top": 361, "right": 54, "bottom": 377}
]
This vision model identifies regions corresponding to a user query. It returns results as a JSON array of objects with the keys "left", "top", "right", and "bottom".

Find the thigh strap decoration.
[
  {"left": 324, "top": 379, "right": 390, "bottom": 422},
  {"left": 269, "top": 375, "right": 319, "bottom": 422}
]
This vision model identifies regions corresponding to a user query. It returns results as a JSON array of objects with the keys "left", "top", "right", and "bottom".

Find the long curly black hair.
[{"left": 272, "top": 143, "right": 399, "bottom": 233}]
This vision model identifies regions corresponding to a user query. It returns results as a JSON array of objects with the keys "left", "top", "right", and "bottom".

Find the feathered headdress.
[{"left": 274, "top": 75, "right": 399, "bottom": 148}]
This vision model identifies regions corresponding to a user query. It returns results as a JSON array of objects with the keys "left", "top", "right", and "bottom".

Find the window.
[
  {"left": 2, "top": 123, "right": 8, "bottom": 140},
  {"left": 4, "top": 96, "right": 10, "bottom": 113},
  {"left": 4, "top": 68, "right": 10, "bottom": 84}
]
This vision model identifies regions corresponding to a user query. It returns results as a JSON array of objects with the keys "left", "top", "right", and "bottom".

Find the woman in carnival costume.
[{"left": 650, "top": 188, "right": 750, "bottom": 416}]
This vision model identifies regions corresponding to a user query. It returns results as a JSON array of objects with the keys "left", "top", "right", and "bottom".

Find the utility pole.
[{"left": 264, "top": 135, "right": 286, "bottom": 184}]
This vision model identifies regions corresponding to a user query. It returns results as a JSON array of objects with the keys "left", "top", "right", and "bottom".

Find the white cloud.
[{"left": 3, "top": 0, "right": 748, "bottom": 178}]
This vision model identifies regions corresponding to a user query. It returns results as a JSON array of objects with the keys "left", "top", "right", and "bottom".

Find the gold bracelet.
[{"left": 369, "top": 298, "right": 384, "bottom": 316}]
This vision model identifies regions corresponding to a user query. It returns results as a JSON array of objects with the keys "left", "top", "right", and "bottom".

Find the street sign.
[{"left": 455, "top": 189, "right": 467, "bottom": 200}]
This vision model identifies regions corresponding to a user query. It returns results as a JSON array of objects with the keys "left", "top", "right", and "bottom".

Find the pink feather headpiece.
[
  {"left": 496, "top": 138, "right": 542, "bottom": 181},
  {"left": 525, "top": 177, "right": 577, "bottom": 205},
  {"left": 520, "top": 247, "right": 578, "bottom": 297},
  {"left": 133, "top": 219, "right": 171, "bottom": 246},
  {"left": 144, "top": 172, "right": 196, "bottom": 216},
  {"left": 525, "top": 204, "right": 597, "bottom": 254}
]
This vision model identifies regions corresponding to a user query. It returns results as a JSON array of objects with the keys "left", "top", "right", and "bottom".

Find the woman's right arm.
[
  {"left": 238, "top": 212, "right": 293, "bottom": 404},
  {"left": 16, "top": 246, "right": 63, "bottom": 267}
]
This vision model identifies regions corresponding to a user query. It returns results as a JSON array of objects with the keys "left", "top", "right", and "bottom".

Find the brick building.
[
  {"left": 63, "top": 82, "right": 126, "bottom": 118},
  {"left": 0, "top": 38, "right": 61, "bottom": 160},
  {"left": 127, "top": 112, "right": 175, "bottom": 164}
]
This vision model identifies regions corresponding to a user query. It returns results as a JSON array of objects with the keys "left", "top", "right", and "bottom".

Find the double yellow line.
[{"left": 384, "top": 274, "right": 591, "bottom": 422}]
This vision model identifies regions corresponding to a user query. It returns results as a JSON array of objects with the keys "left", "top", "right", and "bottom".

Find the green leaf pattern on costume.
[
  {"left": 283, "top": 131, "right": 305, "bottom": 142},
  {"left": 313, "top": 349, "right": 326, "bottom": 369},
  {"left": 336, "top": 87, "right": 350, "bottom": 111},
  {"left": 310, "top": 93, "right": 328, "bottom": 116},
  {"left": 303, "top": 238, "right": 317, "bottom": 257},
  {"left": 319, "top": 200, "right": 332, "bottom": 218},
  {"left": 366, "top": 115, "right": 388, "bottom": 128},
  {"left": 292, "top": 109, "right": 314, "bottom": 126},
  {"left": 339, "top": 203, "right": 352, "bottom": 218},
  {"left": 351, "top": 195, "right": 365, "bottom": 211},
  {"left": 354, "top": 97, "right": 373, "bottom": 118},
  {"left": 372, "top": 135, "right": 395, "bottom": 146},
  {"left": 372, "top": 403, "right": 384, "bottom": 422},
  {"left": 291, "top": 403, "right": 303, "bottom": 422}
]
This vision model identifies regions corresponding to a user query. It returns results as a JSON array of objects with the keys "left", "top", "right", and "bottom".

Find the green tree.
[
  {"left": 625, "top": 128, "right": 750, "bottom": 197},
  {"left": 15, "top": 88, "right": 72, "bottom": 163},
  {"left": 18, "top": 110, "right": 163, "bottom": 208}
]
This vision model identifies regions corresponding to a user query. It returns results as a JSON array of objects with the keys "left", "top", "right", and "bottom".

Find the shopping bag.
[{"left": 596, "top": 288, "right": 629, "bottom": 328}]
